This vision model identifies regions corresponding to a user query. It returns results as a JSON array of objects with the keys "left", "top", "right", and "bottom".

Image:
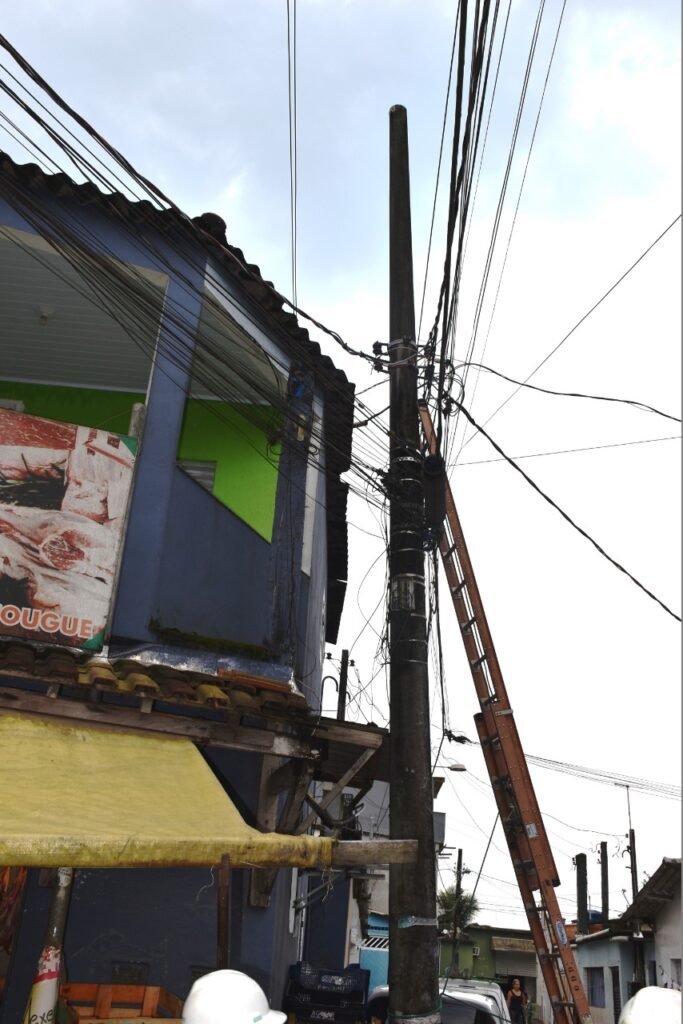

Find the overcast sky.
[{"left": 1, "top": 0, "right": 681, "bottom": 933}]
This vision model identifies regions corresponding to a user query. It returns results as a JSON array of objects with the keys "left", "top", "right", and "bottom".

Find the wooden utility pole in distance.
[
  {"left": 388, "top": 104, "right": 441, "bottom": 1024},
  {"left": 451, "top": 847, "right": 464, "bottom": 978},
  {"left": 337, "top": 648, "right": 349, "bottom": 721}
]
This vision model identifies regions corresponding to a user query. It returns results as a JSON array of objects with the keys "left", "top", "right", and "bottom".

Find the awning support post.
[
  {"left": 217, "top": 855, "right": 231, "bottom": 970},
  {"left": 22, "top": 867, "right": 73, "bottom": 1024}
]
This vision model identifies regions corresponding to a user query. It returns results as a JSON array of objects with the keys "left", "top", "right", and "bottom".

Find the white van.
[{"left": 367, "top": 979, "right": 512, "bottom": 1024}]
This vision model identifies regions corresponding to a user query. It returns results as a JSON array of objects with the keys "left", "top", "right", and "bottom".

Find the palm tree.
[
  {"left": 438, "top": 885, "right": 480, "bottom": 979},
  {"left": 437, "top": 885, "right": 480, "bottom": 934}
]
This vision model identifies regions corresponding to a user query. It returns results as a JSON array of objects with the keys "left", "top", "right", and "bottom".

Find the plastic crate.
[{"left": 282, "top": 962, "right": 369, "bottom": 1023}]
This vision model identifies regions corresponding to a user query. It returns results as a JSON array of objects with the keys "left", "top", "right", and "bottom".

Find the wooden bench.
[{"left": 59, "top": 983, "right": 183, "bottom": 1023}]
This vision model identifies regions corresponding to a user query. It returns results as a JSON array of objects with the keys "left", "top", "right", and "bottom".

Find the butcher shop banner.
[{"left": 0, "top": 410, "right": 137, "bottom": 651}]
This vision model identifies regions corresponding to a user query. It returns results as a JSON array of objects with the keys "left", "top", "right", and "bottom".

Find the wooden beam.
[
  {"left": 296, "top": 747, "right": 377, "bottom": 835},
  {"left": 305, "top": 719, "right": 385, "bottom": 749},
  {"left": 249, "top": 757, "right": 314, "bottom": 908},
  {"left": 0, "top": 689, "right": 313, "bottom": 760},
  {"left": 278, "top": 763, "right": 315, "bottom": 835},
  {"left": 266, "top": 758, "right": 302, "bottom": 796},
  {"left": 249, "top": 755, "right": 282, "bottom": 908},
  {"left": 304, "top": 794, "right": 337, "bottom": 831},
  {"left": 331, "top": 839, "right": 417, "bottom": 866}
]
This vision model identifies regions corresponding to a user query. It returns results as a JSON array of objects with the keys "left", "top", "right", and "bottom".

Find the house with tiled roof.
[
  {"left": 573, "top": 858, "right": 681, "bottom": 1024},
  {"left": 0, "top": 152, "right": 395, "bottom": 1021}
]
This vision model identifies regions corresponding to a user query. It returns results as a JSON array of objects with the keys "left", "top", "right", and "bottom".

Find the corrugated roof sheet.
[{"left": 620, "top": 858, "right": 681, "bottom": 926}]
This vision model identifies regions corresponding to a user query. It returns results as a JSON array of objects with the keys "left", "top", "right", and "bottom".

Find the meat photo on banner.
[{"left": 0, "top": 410, "right": 137, "bottom": 651}]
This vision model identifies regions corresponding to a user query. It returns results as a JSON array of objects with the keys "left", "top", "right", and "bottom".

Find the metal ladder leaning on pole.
[{"left": 419, "top": 402, "right": 593, "bottom": 1024}]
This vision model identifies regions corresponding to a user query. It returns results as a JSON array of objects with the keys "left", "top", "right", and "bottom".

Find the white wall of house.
[{"left": 655, "top": 886, "right": 682, "bottom": 988}]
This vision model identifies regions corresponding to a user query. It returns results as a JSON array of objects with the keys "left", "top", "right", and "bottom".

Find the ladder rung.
[
  {"left": 444, "top": 542, "right": 457, "bottom": 560},
  {"left": 470, "top": 655, "right": 487, "bottom": 671},
  {"left": 450, "top": 579, "right": 466, "bottom": 596},
  {"left": 460, "top": 616, "right": 476, "bottom": 634}
]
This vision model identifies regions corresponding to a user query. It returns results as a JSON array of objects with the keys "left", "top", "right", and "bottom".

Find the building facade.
[{"left": 0, "top": 151, "right": 386, "bottom": 1021}]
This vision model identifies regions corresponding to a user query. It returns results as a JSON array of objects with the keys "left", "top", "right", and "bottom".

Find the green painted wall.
[
  {"left": 0, "top": 382, "right": 281, "bottom": 540},
  {"left": 177, "top": 400, "right": 281, "bottom": 540},
  {"left": 0, "top": 380, "right": 142, "bottom": 435}
]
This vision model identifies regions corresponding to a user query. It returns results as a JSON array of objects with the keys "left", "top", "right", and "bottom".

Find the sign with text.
[{"left": 0, "top": 411, "right": 137, "bottom": 651}]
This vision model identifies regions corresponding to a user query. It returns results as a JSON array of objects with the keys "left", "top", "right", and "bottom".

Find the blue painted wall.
[
  {"left": 153, "top": 467, "right": 271, "bottom": 647},
  {"left": 0, "top": 189, "right": 333, "bottom": 685}
]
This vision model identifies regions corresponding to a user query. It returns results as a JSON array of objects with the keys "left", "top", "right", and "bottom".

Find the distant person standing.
[{"left": 507, "top": 978, "right": 528, "bottom": 1024}]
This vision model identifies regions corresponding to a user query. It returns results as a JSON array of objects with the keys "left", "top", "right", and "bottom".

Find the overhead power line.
[
  {"left": 286, "top": 0, "right": 298, "bottom": 308},
  {"left": 455, "top": 434, "right": 681, "bottom": 466},
  {"left": 456, "top": 0, "right": 565, "bottom": 455},
  {"left": 459, "top": 212, "right": 683, "bottom": 450},
  {"left": 0, "top": 32, "right": 374, "bottom": 368},
  {"left": 453, "top": 400, "right": 682, "bottom": 622},
  {"left": 456, "top": 362, "right": 682, "bottom": 423},
  {"left": 526, "top": 754, "right": 682, "bottom": 800}
]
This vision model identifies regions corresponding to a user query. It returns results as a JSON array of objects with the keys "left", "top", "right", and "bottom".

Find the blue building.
[{"left": 0, "top": 152, "right": 390, "bottom": 1019}]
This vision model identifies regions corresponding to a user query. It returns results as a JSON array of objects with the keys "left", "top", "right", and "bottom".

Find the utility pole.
[
  {"left": 336, "top": 649, "right": 349, "bottom": 721},
  {"left": 451, "top": 848, "right": 464, "bottom": 978},
  {"left": 388, "top": 104, "right": 440, "bottom": 1024},
  {"left": 575, "top": 853, "right": 588, "bottom": 934},
  {"left": 628, "top": 827, "right": 645, "bottom": 989},
  {"left": 618, "top": 783, "right": 645, "bottom": 990},
  {"left": 600, "top": 841, "right": 609, "bottom": 927}
]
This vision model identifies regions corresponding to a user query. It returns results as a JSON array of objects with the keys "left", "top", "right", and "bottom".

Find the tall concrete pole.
[
  {"left": 576, "top": 853, "right": 588, "bottom": 934},
  {"left": 600, "top": 842, "right": 609, "bottom": 926},
  {"left": 388, "top": 104, "right": 440, "bottom": 1024},
  {"left": 452, "top": 848, "right": 464, "bottom": 978},
  {"left": 337, "top": 649, "right": 349, "bottom": 721}
]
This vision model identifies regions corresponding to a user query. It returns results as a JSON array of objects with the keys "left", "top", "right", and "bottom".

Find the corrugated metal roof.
[
  {"left": 0, "top": 151, "right": 353, "bottom": 641},
  {"left": 620, "top": 858, "right": 681, "bottom": 926}
]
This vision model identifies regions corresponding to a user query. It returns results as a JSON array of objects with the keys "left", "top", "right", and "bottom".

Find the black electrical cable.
[
  {"left": 455, "top": 435, "right": 681, "bottom": 466},
  {"left": 454, "top": 399, "right": 681, "bottom": 622},
  {"left": 459, "top": 212, "right": 683, "bottom": 450},
  {"left": 456, "top": 362, "right": 681, "bottom": 422},
  {"left": 455, "top": 0, "right": 547, "bottom": 420},
  {"left": 0, "top": 33, "right": 375, "bottom": 366},
  {"left": 417, "top": 5, "right": 460, "bottom": 342},
  {"left": 453, "top": 0, "right": 567, "bottom": 462}
]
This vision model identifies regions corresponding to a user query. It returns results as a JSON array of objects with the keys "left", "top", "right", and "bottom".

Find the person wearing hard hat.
[
  {"left": 182, "top": 969, "right": 286, "bottom": 1024},
  {"left": 617, "top": 985, "right": 681, "bottom": 1024}
]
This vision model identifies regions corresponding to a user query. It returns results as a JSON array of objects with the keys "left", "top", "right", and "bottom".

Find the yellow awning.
[{"left": 0, "top": 713, "right": 335, "bottom": 869}]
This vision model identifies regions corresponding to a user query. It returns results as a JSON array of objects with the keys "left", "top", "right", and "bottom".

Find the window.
[
  {"left": 585, "top": 967, "right": 606, "bottom": 1008},
  {"left": 178, "top": 459, "right": 217, "bottom": 494}
]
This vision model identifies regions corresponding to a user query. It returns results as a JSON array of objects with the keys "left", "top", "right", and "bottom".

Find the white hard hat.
[
  {"left": 618, "top": 985, "right": 681, "bottom": 1024},
  {"left": 182, "top": 970, "right": 287, "bottom": 1024}
]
